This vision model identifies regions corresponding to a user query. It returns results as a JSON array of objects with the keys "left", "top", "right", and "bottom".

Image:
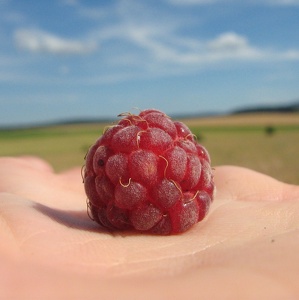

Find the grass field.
[{"left": 1, "top": 112, "right": 299, "bottom": 184}]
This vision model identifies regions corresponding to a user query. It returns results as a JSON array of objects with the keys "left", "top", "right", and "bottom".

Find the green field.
[{"left": 1, "top": 113, "right": 299, "bottom": 185}]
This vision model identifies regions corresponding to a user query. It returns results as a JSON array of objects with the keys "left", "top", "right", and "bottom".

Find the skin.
[{"left": 0, "top": 156, "right": 299, "bottom": 299}]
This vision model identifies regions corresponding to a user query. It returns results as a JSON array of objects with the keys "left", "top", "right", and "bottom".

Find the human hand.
[{"left": 1, "top": 156, "right": 299, "bottom": 299}]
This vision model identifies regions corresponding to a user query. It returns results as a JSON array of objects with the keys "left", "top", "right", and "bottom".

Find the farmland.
[{"left": 1, "top": 112, "right": 299, "bottom": 184}]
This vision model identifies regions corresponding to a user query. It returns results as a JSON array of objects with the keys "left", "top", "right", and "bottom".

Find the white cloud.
[
  {"left": 85, "top": 1, "right": 299, "bottom": 70},
  {"left": 14, "top": 28, "right": 97, "bottom": 55},
  {"left": 208, "top": 32, "right": 248, "bottom": 51},
  {"left": 97, "top": 22, "right": 291, "bottom": 67},
  {"left": 277, "top": 49, "right": 299, "bottom": 59},
  {"left": 65, "top": 1, "right": 266, "bottom": 67}
]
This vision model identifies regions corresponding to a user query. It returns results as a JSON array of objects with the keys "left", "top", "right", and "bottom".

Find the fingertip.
[{"left": 213, "top": 165, "right": 290, "bottom": 202}]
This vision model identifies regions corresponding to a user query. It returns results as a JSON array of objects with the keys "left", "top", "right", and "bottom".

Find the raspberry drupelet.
[{"left": 83, "top": 109, "right": 215, "bottom": 235}]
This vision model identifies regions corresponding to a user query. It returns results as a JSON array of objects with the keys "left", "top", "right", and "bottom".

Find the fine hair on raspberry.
[{"left": 83, "top": 109, "right": 215, "bottom": 235}]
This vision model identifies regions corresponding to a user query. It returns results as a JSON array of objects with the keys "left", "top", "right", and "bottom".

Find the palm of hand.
[{"left": 1, "top": 156, "right": 299, "bottom": 299}]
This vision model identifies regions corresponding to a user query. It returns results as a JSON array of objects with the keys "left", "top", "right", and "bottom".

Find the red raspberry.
[{"left": 83, "top": 109, "right": 215, "bottom": 234}]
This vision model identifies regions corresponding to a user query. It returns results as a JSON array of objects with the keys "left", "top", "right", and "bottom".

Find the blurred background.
[{"left": 1, "top": 0, "right": 299, "bottom": 183}]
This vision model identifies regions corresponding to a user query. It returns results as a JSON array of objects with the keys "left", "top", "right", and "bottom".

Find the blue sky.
[{"left": 1, "top": 0, "right": 299, "bottom": 127}]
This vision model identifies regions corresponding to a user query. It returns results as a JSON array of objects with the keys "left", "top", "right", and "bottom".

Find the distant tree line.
[{"left": 233, "top": 100, "right": 299, "bottom": 115}]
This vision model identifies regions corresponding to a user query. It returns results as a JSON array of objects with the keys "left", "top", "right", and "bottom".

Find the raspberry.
[{"left": 83, "top": 109, "right": 215, "bottom": 235}]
